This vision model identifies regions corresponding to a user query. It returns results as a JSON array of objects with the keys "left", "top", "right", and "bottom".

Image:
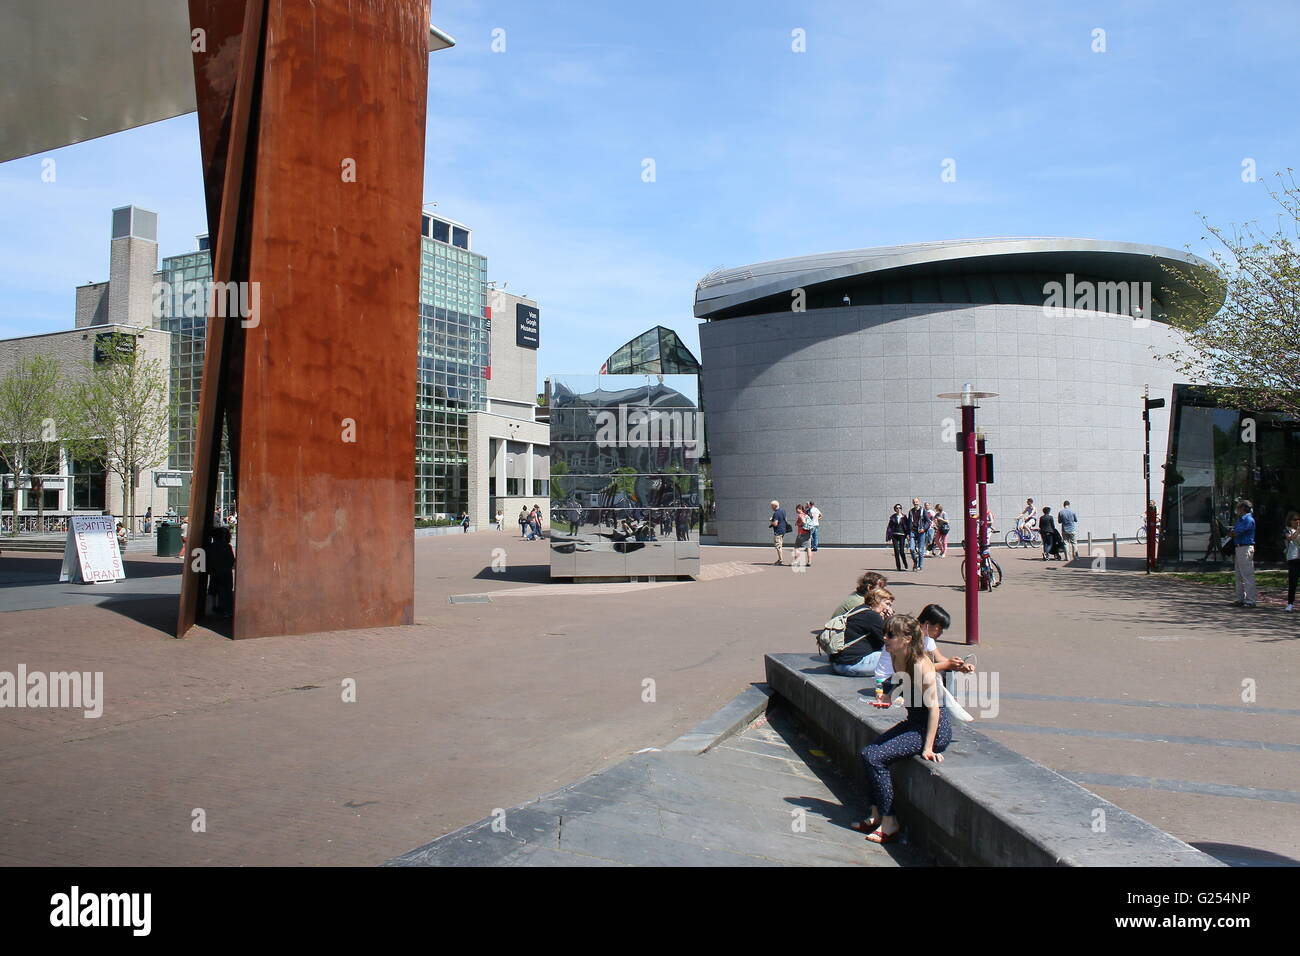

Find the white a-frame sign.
[{"left": 59, "top": 515, "right": 126, "bottom": 584}]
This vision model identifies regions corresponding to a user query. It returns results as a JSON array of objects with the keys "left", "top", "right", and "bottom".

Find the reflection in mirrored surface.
[{"left": 550, "top": 375, "right": 703, "bottom": 578}]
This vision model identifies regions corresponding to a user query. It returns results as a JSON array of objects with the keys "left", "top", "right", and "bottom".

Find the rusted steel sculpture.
[{"left": 179, "top": 0, "right": 429, "bottom": 638}]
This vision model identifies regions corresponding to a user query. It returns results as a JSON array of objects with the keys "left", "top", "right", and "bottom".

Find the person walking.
[
  {"left": 529, "top": 505, "right": 544, "bottom": 541},
  {"left": 853, "top": 614, "right": 951, "bottom": 844},
  {"left": 906, "top": 497, "right": 931, "bottom": 571},
  {"left": 1057, "top": 500, "right": 1079, "bottom": 561},
  {"left": 143, "top": 506, "right": 153, "bottom": 535},
  {"left": 518, "top": 507, "right": 531, "bottom": 539},
  {"left": 460, "top": 511, "right": 470, "bottom": 533},
  {"left": 1284, "top": 511, "right": 1299, "bottom": 612},
  {"left": 923, "top": 502, "right": 937, "bottom": 556},
  {"left": 807, "top": 501, "right": 823, "bottom": 552},
  {"left": 793, "top": 504, "right": 813, "bottom": 568},
  {"left": 886, "top": 504, "right": 909, "bottom": 572},
  {"left": 932, "top": 504, "right": 950, "bottom": 557},
  {"left": 1038, "top": 506, "right": 1061, "bottom": 560},
  {"left": 495, "top": 509, "right": 504, "bottom": 532},
  {"left": 769, "top": 500, "right": 790, "bottom": 565},
  {"left": 1229, "top": 500, "right": 1257, "bottom": 607}
]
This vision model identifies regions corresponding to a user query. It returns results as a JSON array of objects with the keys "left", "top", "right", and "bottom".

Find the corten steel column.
[{"left": 179, "top": 0, "right": 430, "bottom": 638}]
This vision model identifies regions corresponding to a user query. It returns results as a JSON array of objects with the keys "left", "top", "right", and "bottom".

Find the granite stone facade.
[{"left": 699, "top": 302, "right": 1182, "bottom": 546}]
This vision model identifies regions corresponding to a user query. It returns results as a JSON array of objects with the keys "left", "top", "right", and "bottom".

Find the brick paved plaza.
[{"left": 1, "top": 532, "right": 1296, "bottom": 866}]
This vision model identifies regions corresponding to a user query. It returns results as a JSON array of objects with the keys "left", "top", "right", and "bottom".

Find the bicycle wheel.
[
  {"left": 1136, "top": 525, "right": 1146, "bottom": 544},
  {"left": 987, "top": 557, "right": 1003, "bottom": 588},
  {"left": 1004, "top": 529, "right": 1022, "bottom": 549}
]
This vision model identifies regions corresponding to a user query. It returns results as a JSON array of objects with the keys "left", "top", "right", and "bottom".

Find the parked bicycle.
[{"left": 961, "top": 544, "right": 1003, "bottom": 590}]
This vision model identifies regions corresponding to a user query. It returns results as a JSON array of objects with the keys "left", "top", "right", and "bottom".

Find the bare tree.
[
  {"left": 61, "top": 332, "right": 170, "bottom": 535},
  {"left": 1162, "top": 170, "right": 1300, "bottom": 417},
  {"left": 0, "top": 355, "right": 63, "bottom": 535}
]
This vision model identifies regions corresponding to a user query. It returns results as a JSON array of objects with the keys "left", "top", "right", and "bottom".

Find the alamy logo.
[
  {"left": 151, "top": 279, "right": 260, "bottom": 327},
  {"left": 594, "top": 406, "right": 703, "bottom": 457},
  {"left": 1042, "top": 273, "right": 1151, "bottom": 324},
  {"left": 0, "top": 665, "right": 102, "bottom": 718},
  {"left": 50, "top": 886, "right": 151, "bottom": 936}
]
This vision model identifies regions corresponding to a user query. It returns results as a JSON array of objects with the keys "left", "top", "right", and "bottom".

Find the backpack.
[{"left": 816, "top": 604, "right": 876, "bottom": 658}]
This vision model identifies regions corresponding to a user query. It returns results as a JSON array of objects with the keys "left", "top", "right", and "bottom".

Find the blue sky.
[{"left": 2, "top": 0, "right": 1298, "bottom": 383}]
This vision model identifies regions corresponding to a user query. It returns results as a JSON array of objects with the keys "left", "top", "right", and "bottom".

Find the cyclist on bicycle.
[{"left": 1015, "top": 498, "right": 1038, "bottom": 536}]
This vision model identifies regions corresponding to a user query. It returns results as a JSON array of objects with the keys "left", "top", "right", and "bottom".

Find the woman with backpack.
[
  {"left": 793, "top": 504, "right": 813, "bottom": 568},
  {"left": 932, "top": 505, "right": 950, "bottom": 557},
  {"left": 828, "top": 587, "right": 894, "bottom": 677}
]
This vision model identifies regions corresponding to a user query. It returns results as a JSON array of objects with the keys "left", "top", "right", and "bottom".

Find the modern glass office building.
[
  {"left": 156, "top": 243, "right": 233, "bottom": 513},
  {"left": 151, "top": 214, "right": 490, "bottom": 520},
  {"left": 417, "top": 213, "right": 489, "bottom": 518}
]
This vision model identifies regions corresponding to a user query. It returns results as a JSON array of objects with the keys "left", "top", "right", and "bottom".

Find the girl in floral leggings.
[{"left": 852, "top": 614, "right": 951, "bottom": 844}]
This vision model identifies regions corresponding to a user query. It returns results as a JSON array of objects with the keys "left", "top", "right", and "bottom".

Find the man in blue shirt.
[
  {"left": 769, "top": 500, "right": 789, "bottom": 566},
  {"left": 1057, "top": 501, "right": 1079, "bottom": 561},
  {"left": 1229, "top": 499, "right": 1257, "bottom": 607}
]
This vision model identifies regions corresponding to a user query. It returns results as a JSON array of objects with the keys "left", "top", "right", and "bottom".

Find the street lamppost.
[
  {"left": 938, "top": 383, "right": 998, "bottom": 645},
  {"left": 1142, "top": 385, "right": 1165, "bottom": 574}
]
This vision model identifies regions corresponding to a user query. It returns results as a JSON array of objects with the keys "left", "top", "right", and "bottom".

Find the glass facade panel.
[
  {"left": 416, "top": 233, "right": 488, "bottom": 518},
  {"left": 1159, "top": 385, "right": 1300, "bottom": 563}
]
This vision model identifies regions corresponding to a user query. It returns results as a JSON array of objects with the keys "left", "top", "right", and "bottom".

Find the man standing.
[
  {"left": 1229, "top": 500, "right": 1257, "bottom": 607},
  {"left": 907, "top": 497, "right": 931, "bottom": 571},
  {"left": 807, "top": 501, "right": 823, "bottom": 551},
  {"left": 769, "top": 500, "right": 789, "bottom": 566},
  {"left": 1058, "top": 500, "right": 1079, "bottom": 561}
]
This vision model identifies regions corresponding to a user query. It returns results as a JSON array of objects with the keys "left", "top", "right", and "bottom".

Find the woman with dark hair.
[
  {"left": 853, "top": 614, "right": 952, "bottom": 844},
  {"left": 886, "top": 504, "right": 909, "bottom": 572},
  {"left": 873, "top": 603, "right": 974, "bottom": 683}
]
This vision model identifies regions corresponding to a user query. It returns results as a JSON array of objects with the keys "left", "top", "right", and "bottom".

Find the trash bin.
[{"left": 156, "top": 522, "right": 182, "bottom": 557}]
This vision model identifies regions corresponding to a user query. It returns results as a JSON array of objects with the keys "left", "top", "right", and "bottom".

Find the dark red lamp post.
[{"left": 938, "top": 384, "right": 998, "bottom": 645}]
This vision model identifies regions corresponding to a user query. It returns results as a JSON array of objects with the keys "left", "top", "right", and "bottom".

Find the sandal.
[
  {"left": 849, "top": 818, "right": 881, "bottom": 834},
  {"left": 865, "top": 828, "right": 900, "bottom": 844}
]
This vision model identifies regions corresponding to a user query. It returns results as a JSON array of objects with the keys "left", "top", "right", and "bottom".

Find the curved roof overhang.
[{"left": 694, "top": 238, "right": 1221, "bottom": 323}]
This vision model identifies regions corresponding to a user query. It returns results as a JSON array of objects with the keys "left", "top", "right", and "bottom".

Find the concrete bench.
[{"left": 766, "top": 653, "right": 1222, "bottom": 867}]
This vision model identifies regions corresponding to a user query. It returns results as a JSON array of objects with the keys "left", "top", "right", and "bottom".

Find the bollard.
[
  {"left": 1086, "top": 531, "right": 1093, "bottom": 558},
  {"left": 1112, "top": 532, "right": 1118, "bottom": 559}
]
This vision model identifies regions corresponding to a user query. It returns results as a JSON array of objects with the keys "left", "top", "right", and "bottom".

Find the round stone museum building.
[{"left": 694, "top": 238, "right": 1218, "bottom": 546}]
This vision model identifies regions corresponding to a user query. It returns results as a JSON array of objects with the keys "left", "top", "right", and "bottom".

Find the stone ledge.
[{"left": 765, "top": 652, "right": 1223, "bottom": 867}]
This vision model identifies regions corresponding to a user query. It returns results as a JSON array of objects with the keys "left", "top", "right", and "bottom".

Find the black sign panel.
[{"left": 515, "top": 303, "right": 539, "bottom": 349}]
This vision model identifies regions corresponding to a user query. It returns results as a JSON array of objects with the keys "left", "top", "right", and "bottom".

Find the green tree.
[
  {"left": 0, "top": 355, "right": 63, "bottom": 535},
  {"left": 61, "top": 333, "right": 171, "bottom": 535},
  {"left": 1162, "top": 170, "right": 1300, "bottom": 417}
]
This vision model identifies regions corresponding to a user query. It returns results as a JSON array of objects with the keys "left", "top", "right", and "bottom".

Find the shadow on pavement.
[
  {"left": 1028, "top": 560, "right": 1299, "bottom": 642},
  {"left": 1191, "top": 842, "right": 1300, "bottom": 867},
  {"left": 763, "top": 702, "right": 929, "bottom": 866},
  {"left": 471, "top": 562, "right": 551, "bottom": 584},
  {"left": 0, "top": 555, "right": 182, "bottom": 588}
]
